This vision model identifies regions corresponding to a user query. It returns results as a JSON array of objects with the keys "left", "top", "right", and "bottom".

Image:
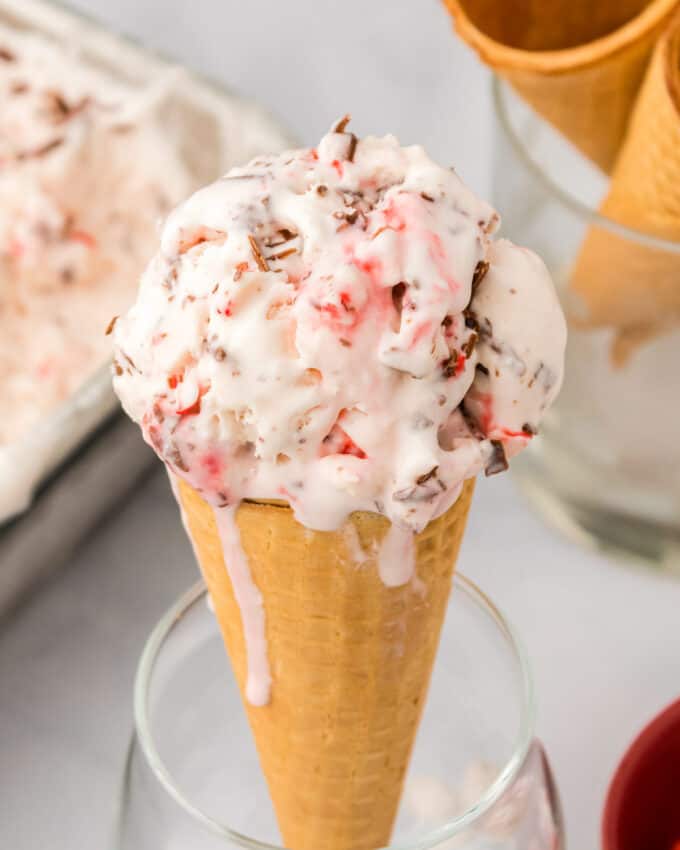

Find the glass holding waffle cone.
[
  {"left": 114, "top": 575, "right": 563, "bottom": 850},
  {"left": 492, "top": 77, "right": 680, "bottom": 571}
]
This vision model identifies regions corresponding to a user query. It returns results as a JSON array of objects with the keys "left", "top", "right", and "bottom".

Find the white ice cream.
[{"left": 114, "top": 120, "right": 566, "bottom": 703}]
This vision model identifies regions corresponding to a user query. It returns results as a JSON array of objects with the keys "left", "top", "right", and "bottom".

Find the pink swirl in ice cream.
[{"left": 114, "top": 119, "right": 565, "bottom": 535}]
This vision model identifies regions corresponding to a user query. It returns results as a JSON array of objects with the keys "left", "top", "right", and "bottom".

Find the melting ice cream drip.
[
  {"left": 378, "top": 524, "right": 416, "bottom": 587},
  {"left": 212, "top": 505, "right": 272, "bottom": 707}
]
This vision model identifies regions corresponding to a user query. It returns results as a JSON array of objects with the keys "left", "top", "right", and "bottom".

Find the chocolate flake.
[
  {"left": 485, "top": 441, "right": 509, "bottom": 477},
  {"left": 248, "top": 234, "right": 269, "bottom": 271},
  {"left": 476, "top": 363, "right": 490, "bottom": 376},
  {"left": 471, "top": 260, "right": 489, "bottom": 296},
  {"left": 270, "top": 247, "right": 297, "bottom": 261},
  {"left": 333, "top": 114, "right": 351, "bottom": 134},
  {"left": 49, "top": 91, "right": 70, "bottom": 118},
  {"left": 420, "top": 192, "right": 435, "bottom": 203},
  {"left": 462, "top": 332, "right": 478, "bottom": 358},
  {"left": 169, "top": 447, "right": 188, "bottom": 473},
  {"left": 17, "top": 137, "right": 64, "bottom": 160},
  {"left": 0, "top": 46, "right": 15, "bottom": 62},
  {"left": 122, "top": 352, "right": 138, "bottom": 372},
  {"left": 346, "top": 133, "right": 358, "bottom": 162},
  {"left": 214, "top": 347, "right": 227, "bottom": 361},
  {"left": 464, "top": 309, "right": 479, "bottom": 331},
  {"left": 416, "top": 466, "right": 438, "bottom": 485},
  {"left": 339, "top": 338, "right": 352, "bottom": 347},
  {"left": 442, "top": 352, "right": 458, "bottom": 379},
  {"left": 392, "top": 282, "right": 407, "bottom": 315},
  {"left": 522, "top": 422, "right": 537, "bottom": 436},
  {"left": 316, "top": 184, "right": 328, "bottom": 196},
  {"left": 105, "top": 315, "right": 119, "bottom": 336}
]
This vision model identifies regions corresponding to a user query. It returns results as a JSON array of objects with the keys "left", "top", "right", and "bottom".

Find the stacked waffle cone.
[
  {"left": 569, "top": 12, "right": 680, "bottom": 364},
  {"left": 444, "top": 0, "right": 680, "bottom": 363},
  {"left": 178, "top": 478, "right": 475, "bottom": 850},
  {"left": 443, "top": 0, "right": 679, "bottom": 172}
]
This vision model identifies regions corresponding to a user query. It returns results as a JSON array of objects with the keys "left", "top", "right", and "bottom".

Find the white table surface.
[{"left": 2, "top": 2, "right": 680, "bottom": 849}]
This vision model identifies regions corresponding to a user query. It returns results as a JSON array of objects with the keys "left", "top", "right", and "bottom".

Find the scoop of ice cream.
[{"left": 113, "top": 119, "right": 566, "bottom": 532}]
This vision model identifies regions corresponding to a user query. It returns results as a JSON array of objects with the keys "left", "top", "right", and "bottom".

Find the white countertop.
[{"left": 2, "top": 2, "right": 680, "bottom": 849}]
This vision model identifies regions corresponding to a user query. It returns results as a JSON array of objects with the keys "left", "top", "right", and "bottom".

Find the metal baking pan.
[{"left": 0, "top": 0, "right": 293, "bottom": 616}]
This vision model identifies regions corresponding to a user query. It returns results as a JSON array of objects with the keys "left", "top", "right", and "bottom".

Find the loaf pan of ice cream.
[{"left": 0, "top": 0, "right": 293, "bottom": 615}]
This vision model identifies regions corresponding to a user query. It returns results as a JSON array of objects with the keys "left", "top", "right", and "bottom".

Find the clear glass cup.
[
  {"left": 113, "top": 575, "right": 563, "bottom": 849},
  {"left": 491, "top": 77, "right": 680, "bottom": 571}
]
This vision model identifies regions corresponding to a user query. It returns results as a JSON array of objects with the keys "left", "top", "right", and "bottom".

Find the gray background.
[{"left": 2, "top": 2, "right": 680, "bottom": 849}]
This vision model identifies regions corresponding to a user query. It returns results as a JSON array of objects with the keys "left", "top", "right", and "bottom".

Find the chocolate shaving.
[
  {"left": 316, "top": 184, "right": 328, "bottom": 196},
  {"left": 122, "top": 352, "right": 138, "bottom": 372},
  {"left": 169, "top": 447, "right": 189, "bottom": 473},
  {"left": 48, "top": 91, "right": 70, "bottom": 118},
  {"left": 333, "top": 114, "right": 351, "bottom": 133},
  {"left": 346, "top": 133, "right": 358, "bottom": 162},
  {"left": 113, "top": 362, "right": 123, "bottom": 377},
  {"left": 420, "top": 192, "right": 434, "bottom": 202},
  {"left": 471, "top": 260, "right": 489, "bottom": 296},
  {"left": 17, "top": 137, "right": 64, "bottom": 160},
  {"left": 0, "top": 47, "right": 15, "bottom": 61},
  {"left": 105, "top": 315, "right": 119, "bottom": 336},
  {"left": 270, "top": 247, "right": 297, "bottom": 261},
  {"left": 442, "top": 352, "right": 458, "bottom": 379},
  {"left": 441, "top": 315, "right": 453, "bottom": 328},
  {"left": 416, "top": 466, "right": 438, "bottom": 485},
  {"left": 214, "top": 347, "right": 226, "bottom": 361},
  {"left": 248, "top": 234, "right": 269, "bottom": 271},
  {"left": 462, "top": 332, "right": 478, "bottom": 358},
  {"left": 393, "top": 486, "right": 416, "bottom": 502},
  {"left": 485, "top": 441, "right": 509, "bottom": 477},
  {"left": 464, "top": 309, "right": 478, "bottom": 331},
  {"left": 392, "top": 282, "right": 407, "bottom": 314},
  {"left": 522, "top": 423, "right": 537, "bottom": 435},
  {"left": 476, "top": 363, "right": 489, "bottom": 376},
  {"left": 339, "top": 338, "right": 352, "bottom": 347}
]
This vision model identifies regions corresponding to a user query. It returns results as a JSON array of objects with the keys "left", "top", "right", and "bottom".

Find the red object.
[{"left": 602, "top": 698, "right": 680, "bottom": 850}]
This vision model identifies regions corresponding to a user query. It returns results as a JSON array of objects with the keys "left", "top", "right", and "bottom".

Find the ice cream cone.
[
  {"left": 443, "top": 0, "right": 679, "bottom": 172},
  {"left": 569, "top": 12, "right": 680, "bottom": 365},
  {"left": 177, "top": 477, "right": 475, "bottom": 850}
]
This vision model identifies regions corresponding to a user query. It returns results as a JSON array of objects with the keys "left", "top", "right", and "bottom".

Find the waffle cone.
[
  {"left": 569, "top": 13, "right": 680, "bottom": 365},
  {"left": 443, "top": 0, "right": 679, "bottom": 171},
  {"left": 177, "top": 478, "right": 475, "bottom": 850}
]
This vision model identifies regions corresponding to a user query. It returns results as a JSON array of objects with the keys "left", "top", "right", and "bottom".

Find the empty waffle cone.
[
  {"left": 177, "top": 477, "right": 475, "bottom": 850},
  {"left": 443, "top": 0, "right": 679, "bottom": 171},
  {"left": 569, "top": 12, "right": 680, "bottom": 365}
]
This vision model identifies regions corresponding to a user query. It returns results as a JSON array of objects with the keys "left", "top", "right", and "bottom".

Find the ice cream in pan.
[
  {"left": 0, "top": 26, "right": 192, "bottom": 446},
  {"left": 113, "top": 117, "right": 566, "bottom": 850}
]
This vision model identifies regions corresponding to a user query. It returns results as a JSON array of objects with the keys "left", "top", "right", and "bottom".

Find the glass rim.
[
  {"left": 133, "top": 573, "right": 536, "bottom": 850},
  {"left": 492, "top": 75, "right": 680, "bottom": 255}
]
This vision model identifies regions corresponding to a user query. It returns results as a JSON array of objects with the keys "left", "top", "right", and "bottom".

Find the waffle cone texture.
[
  {"left": 569, "top": 12, "right": 680, "bottom": 364},
  {"left": 178, "top": 478, "right": 475, "bottom": 850},
  {"left": 443, "top": 0, "right": 679, "bottom": 172}
]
